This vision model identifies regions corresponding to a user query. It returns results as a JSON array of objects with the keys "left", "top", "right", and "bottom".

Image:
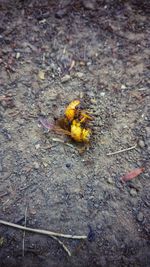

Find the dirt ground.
[{"left": 0, "top": 0, "right": 150, "bottom": 266}]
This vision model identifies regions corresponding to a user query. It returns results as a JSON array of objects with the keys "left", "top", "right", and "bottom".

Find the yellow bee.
[
  {"left": 70, "top": 120, "right": 91, "bottom": 142},
  {"left": 65, "top": 99, "right": 93, "bottom": 123},
  {"left": 65, "top": 99, "right": 80, "bottom": 122},
  {"left": 40, "top": 99, "right": 93, "bottom": 143},
  {"left": 47, "top": 119, "right": 91, "bottom": 143}
]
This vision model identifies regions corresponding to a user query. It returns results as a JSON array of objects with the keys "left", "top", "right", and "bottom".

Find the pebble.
[
  {"left": 35, "top": 143, "right": 40, "bottom": 150},
  {"left": 43, "top": 162, "right": 48, "bottom": 167},
  {"left": 33, "top": 162, "right": 40, "bottom": 169},
  {"left": 121, "top": 84, "right": 126, "bottom": 89},
  {"left": 61, "top": 74, "right": 71, "bottom": 83},
  {"left": 90, "top": 98, "right": 97, "bottom": 104},
  {"left": 94, "top": 203, "right": 99, "bottom": 208},
  {"left": 129, "top": 188, "right": 137, "bottom": 197},
  {"left": 16, "top": 52, "right": 20, "bottom": 59},
  {"left": 136, "top": 212, "right": 144, "bottom": 222},
  {"left": 138, "top": 139, "right": 145, "bottom": 148},
  {"left": 82, "top": 0, "right": 96, "bottom": 10},
  {"left": 107, "top": 177, "right": 113, "bottom": 184},
  {"left": 79, "top": 92, "right": 84, "bottom": 99},
  {"left": 100, "top": 92, "right": 105, "bottom": 97},
  {"left": 74, "top": 72, "right": 84, "bottom": 78}
]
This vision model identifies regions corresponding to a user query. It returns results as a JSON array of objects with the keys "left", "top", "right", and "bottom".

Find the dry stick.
[
  {"left": 107, "top": 144, "right": 137, "bottom": 156},
  {"left": 22, "top": 207, "right": 27, "bottom": 257},
  {"left": 0, "top": 220, "right": 87, "bottom": 239},
  {"left": 51, "top": 236, "right": 71, "bottom": 257},
  {"left": 52, "top": 138, "right": 75, "bottom": 148}
]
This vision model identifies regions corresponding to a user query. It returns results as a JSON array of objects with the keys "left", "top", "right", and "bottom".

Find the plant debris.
[
  {"left": 0, "top": 219, "right": 87, "bottom": 257},
  {"left": 120, "top": 167, "right": 145, "bottom": 182}
]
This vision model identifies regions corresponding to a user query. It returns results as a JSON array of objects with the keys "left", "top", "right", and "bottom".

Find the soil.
[{"left": 0, "top": 0, "right": 150, "bottom": 266}]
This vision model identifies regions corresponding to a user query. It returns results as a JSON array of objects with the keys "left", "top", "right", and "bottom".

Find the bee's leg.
[
  {"left": 79, "top": 117, "right": 86, "bottom": 123},
  {"left": 80, "top": 113, "right": 93, "bottom": 123}
]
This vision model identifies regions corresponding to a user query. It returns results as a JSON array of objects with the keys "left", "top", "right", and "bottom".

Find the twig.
[
  {"left": 0, "top": 220, "right": 87, "bottom": 239},
  {"left": 51, "top": 236, "right": 71, "bottom": 257},
  {"left": 52, "top": 138, "right": 74, "bottom": 148},
  {"left": 107, "top": 144, "right": 137, "bottom": 156},
  {"left": 22, "top": 207, "right": 28, "bottom": 257}
]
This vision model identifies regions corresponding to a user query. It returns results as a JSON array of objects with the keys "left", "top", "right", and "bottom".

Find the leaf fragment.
[{"left": 121, "top": 167, "right": 145, "bottom": 182}]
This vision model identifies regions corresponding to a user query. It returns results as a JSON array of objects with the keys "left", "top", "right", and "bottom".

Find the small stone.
[
  {"left": 75, "top": 72, "right": 84, "bottom": 78},
  {"left": 100, "top": 92, "right": 105, "bottom": 97},
  {"left": 138, "top": 139, "right": 145, "bottom": 148},
  {"left": 129, "top": 188, "right": 137, "bottom": 197},
  {"left": 35, "top": 143, "right": 40, "bottom": 149},
  {"left": 38, "top": 70, "right": 45, "bottom": 80},
  {"left": 61, "top": 74, "right": 71, "bottom": 83},
  {"left": 82, "top": 0, "right": 96, "bottom": 10},
  {"left": 94, "top": 203, "right": 99, "bottom": 208},
  {"left": 90, "top": 98, "right": 97, "bottom": 104},
  {"left": 87, "top": 61, "right": 92, "bottom": 66},
  {"left": 16, "top": 52, "right": 20, "bottom": 59},
  {"left": 137, "top": 212, "right": 144, "bottom": 222},
  {"left": 121, "top": 84, "right": 126, "bottom": 89},
  {"left": 43, "top": 162, "right": 48, "bottom": 167},
  {"left": 79, "top": 92, "right": 84, "bottom": 99},
  {"left": 107, "top": 177, "right": 113, "bottom": 184},
  {"left": 33, "top": 162, "right": 39, "bottom": 169}
]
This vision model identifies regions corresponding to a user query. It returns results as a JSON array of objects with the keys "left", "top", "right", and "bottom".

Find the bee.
[
  {"left": 40, "top": 99, "right": 93, "bottom": 143},
  {"left": 65, "top": 99, "right": 80, "bottom": 122},
  {"left": 70, "top": 119, "right": 91, "bottom": 143},
  {"left": 40, "top": 118, "right": 91, "bottom": 143},
  {"left": 65, "top": 99, "right": 93, "bottom": 123}
]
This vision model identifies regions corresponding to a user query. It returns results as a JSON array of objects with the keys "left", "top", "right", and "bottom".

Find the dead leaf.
[{"left": 121, "top": 167, "right": 145, "bottom": 182}]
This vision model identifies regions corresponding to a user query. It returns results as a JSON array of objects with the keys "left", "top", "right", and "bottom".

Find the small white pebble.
[
  {"left": 35, "top": 143, "right": 40, "bottom": 149},
  {"left": 121, "top": 84, "right": 126, "bottom": 89},
  {"left": 16, "top": 52, "right": 20, "bottom": 59},
  {"left": 100, "top": 92, "right": 105, "bottom": 97}
]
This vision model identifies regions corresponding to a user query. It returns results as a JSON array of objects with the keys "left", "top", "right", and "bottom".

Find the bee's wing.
[
  {"left": 39, "top": 118, "right": 54, "bottom": 130},
  {"left": 53, "top": 126, "right": 72, "bottom": 136}
]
